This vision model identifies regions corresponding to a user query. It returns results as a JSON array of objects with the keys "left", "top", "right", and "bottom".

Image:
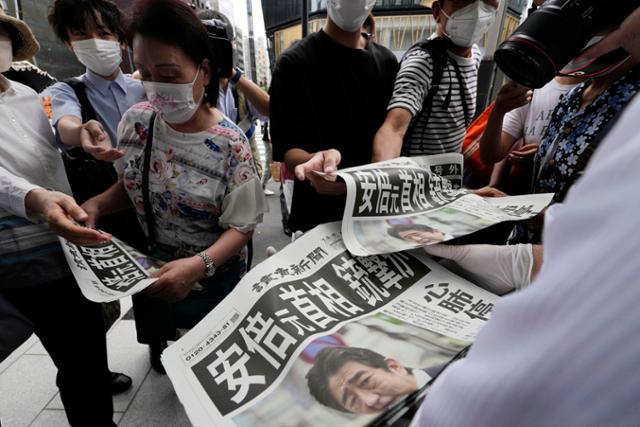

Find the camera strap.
[{"left": 142, "top": 112, "right": 158, "bottom": 253}]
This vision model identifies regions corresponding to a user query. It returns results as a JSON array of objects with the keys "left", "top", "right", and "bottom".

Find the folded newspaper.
[
  {"left": 162, "top": 222, "right": 499, "bottom": 427},
  {"left": 58, "top": 236, "right": 162, "bottom": 303},
  {"left": 336, "top": 154, "right": 554, "bottom": 256}
]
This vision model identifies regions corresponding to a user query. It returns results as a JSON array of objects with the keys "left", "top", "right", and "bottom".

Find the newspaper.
[
  {"left": 162, "top": 222, "right": 499, "bottom": 427},
  {"left": 59, "top": 237, "right": 159, "bottom": 303},
  {"left": 336, "top": 155, "right": 553, "bottom": 256}
]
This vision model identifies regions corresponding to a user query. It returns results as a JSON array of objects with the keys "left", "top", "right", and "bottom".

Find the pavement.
[{"left": 0, "top": 135, "right": 293, "bottom": 426}]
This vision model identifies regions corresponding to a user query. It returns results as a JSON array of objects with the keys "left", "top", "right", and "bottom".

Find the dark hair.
[
  {"left": 48, "top": 0, "right": 126, "bottom": 44},
  {"left": 130, "top": 0, "right": 219, "bottom": 107},
  {"left": 387, "top": 223, "right": 436, "bottom": 240},
  {"left": 0, "top": 22, "right": 20, "bottom": 56},
  {"left": 363, "top": 12, "right": 375, "bottom": 35},
  {"left": 197, "top": 9, "right": 235, "bottom": 41},
  {"left": 306, "top": 346, "right": 390, "bottom": 413}
]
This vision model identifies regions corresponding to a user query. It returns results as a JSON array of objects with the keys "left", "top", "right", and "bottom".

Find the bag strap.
[
  {"left": 64, "top": 78, "right": 98, "bottom": 123},
  {"left": 142, "top": 112, "right": 158, "bottom": 252},
  {"left": 401, "top": 38, "right": 450, "bottom": 156}
]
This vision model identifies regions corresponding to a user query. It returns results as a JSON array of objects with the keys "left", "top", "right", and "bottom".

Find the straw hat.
[{"left": 0, "top": 4, "right": 39, "bottom": 60}]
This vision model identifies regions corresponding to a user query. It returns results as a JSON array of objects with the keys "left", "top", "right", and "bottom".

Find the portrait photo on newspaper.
[
  {"left": 161, "top": 222, "right": 499, "bottom": 427},
  {"left": 336, "top": 155, "right": 553, "bottom": 256}
]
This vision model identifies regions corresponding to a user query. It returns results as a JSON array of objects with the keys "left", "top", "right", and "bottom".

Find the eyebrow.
[{"left": 348, "top": 370, "right": 366, "bottom": 385}]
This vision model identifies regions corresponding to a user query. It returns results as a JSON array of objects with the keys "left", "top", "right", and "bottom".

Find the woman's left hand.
[{"left": 146, "top": 257, "right": 205, "bottom": 302}]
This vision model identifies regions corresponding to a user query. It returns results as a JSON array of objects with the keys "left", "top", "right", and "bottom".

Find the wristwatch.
[
  {"left": 196, "top": 252, "right": 217, "bottom": 278},
  {"left": 230, "top": 67, "right": 243, "bottom": 84}
]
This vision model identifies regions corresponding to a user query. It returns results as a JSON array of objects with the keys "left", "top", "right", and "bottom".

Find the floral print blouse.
[
  {"left": 534, "top": 67, "right": 640, "bottom": 202},
  {"left": 116, "top": 102, "right": 265, "bottom": 259}
]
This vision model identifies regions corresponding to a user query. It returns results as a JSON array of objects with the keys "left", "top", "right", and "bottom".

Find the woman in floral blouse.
[
  {"left": 82, "top": 0, "right": 266, "bottom": 329},
  {"left": 511, "top": 49, "right": 640, "bottom": 245}
]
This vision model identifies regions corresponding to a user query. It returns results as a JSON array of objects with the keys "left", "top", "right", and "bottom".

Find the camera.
[{"left": 495, "top": 0, "right": 638, "bottom": 88}]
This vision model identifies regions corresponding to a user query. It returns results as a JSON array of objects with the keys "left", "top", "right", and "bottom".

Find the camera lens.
[
  {"left": 496, "top": 1, "right": 594, "bottom": 88},
  {"left": 495, "top": 36, "right": 556, "bottom": 89}
]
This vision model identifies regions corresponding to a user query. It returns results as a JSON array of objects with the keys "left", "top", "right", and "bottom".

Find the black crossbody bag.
[{"left": 141, "top": 112, "right": 158, "bottom": 254}]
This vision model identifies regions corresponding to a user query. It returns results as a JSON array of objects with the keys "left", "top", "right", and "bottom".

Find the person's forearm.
[
  {"left": 372, "top": 125, "right": 403, "bottom": 162},
  {"left": 91, "top": 180, "right": 132, "bottom": 217},
  {"left": 202, "top": 228, "right": 253, "bottom": 267},
  {"left": 531, "top": 244, "right": 543, "bottom": 282},
  {"left": 488, "top": 158, "right": 510, "bottom": 189},
  {"left": 284, "top": 148, "right": 313, "bottom": 174},
  {"left": 479, "top": 109, "right": 511, "bottom": 164},
  {"left": 236, "top": 76, "right": 270, "bottom": 117},
  {"left": 56, "top": 116, "right": 85, "bottom": 148}
]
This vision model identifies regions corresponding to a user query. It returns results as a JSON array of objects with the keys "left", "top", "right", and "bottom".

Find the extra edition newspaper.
[
  {"left": 336, "top": 155, "right": 553, "bottom": 256},
  {"left": 59, "top": 237, "right": 161, "bottom": 302},
  {"left": 162, "top": 222, "right": 499, "bottom": 427}
]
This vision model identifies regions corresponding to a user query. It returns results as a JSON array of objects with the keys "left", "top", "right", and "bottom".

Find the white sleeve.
[
  {"left": 0, "top": 166, "right": 42, "bottom": 219},
  {"left": 502, "top": 103, "right": 529, "bottom": 140}
]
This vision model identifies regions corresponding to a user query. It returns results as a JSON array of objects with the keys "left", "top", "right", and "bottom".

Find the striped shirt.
[{"left": 389, "top": 44, "right": 482, "bottom": 155}]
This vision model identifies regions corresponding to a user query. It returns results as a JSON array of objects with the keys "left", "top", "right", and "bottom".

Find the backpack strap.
[
  {"left": 401, "top": 38, "right": 450, "bottom": 156},
  {"left": 63, "top": 78, "right": 98, "bottom": 123},
  {"left": 231, "top": 85, "right": 241, "bottom": 125}
]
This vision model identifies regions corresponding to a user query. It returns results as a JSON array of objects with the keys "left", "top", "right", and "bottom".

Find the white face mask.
[
  {"left": 327, "top": 0, "right": 377, "bottom": 33},
  {"left": 143, "top": 67, "right": 204, "bottom": 125},
  {"left": 0, "top": 40, "right": 11, "bottom": 73},
  {"left": 71, "top": 38, "right": 122, "bottom": 77},
  {"left": 442, "top": 1, "right": 498, "bottom": 48}
]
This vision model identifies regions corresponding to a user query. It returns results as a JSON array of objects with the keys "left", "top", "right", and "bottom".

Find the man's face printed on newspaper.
[
  {"left": 397, "top": 229, "right": 445, "bottom": 245},
  {"left": 328, "top": 358, "right": 417, "bottom": 414}
]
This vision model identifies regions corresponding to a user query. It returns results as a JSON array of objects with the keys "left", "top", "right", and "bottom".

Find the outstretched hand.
[
  {"left": 294, "top": 149, "right": 347, "bottom": 195},
  {"left": 80, "top": 120, "right": 124, "bottom": 161},
  {"left": 25, "top": 189, "right": 111, "bottom": 245}
]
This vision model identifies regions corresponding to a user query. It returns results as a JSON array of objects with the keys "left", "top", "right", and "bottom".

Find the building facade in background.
[
  {"left": 255, "top": 36, "right": 269, "bottom": 88},
  {"left": 261, "top": 0, "right": 528, "bottom": 111},
  {"left": 262, "top": 0, "right": 438, "bottom": 65}
]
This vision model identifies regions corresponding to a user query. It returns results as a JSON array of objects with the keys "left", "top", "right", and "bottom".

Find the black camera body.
[
  {"left": 202, "top": 18, "right": 235, "bottom": 79},
  {"left": 495, "top": 0, "right": 639, "bottom": 88}
]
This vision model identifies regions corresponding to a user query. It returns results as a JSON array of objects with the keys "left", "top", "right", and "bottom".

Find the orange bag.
[{"left": 462, "top": 102, "right": 495, "bottom": 188}]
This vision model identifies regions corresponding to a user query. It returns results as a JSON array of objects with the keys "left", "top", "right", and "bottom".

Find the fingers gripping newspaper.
[
  {"left": 162, "top": 222, "right": 499, "bottom": 427},
  {"left": 336, "top": 154, "right": 554, "bottom": 256}
]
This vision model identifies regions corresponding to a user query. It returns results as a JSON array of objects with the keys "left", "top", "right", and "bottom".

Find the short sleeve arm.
[
  {"left": 49, "top": 82, "right": 82, "bottom": 127},
  {"left": 269, "top": 54, "right": 310, "bottom": 161},
  {"left": 502, "top": 103, "right": 529, "bottom": 140},
  {"left": 387, "top": 50, "right": 434, "bottom": 117},
  {"left": 0, "top": 166, "right": 42, "bottom": 219},
  {"left": 219, "top": 133, "right": 267, "bottom": 232}
]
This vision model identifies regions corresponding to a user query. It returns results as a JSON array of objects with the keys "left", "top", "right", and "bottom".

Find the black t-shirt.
[{"left": 270, "top": 30, "right": 398, "bottom": 232}]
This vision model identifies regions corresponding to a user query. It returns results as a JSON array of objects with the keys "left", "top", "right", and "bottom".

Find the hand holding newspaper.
[
  {"left": 336, "top": 154, "right": 553, "bottom": 256},
  {"left": 58, "top": 236, "right": 161, "bottom": 302}
]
